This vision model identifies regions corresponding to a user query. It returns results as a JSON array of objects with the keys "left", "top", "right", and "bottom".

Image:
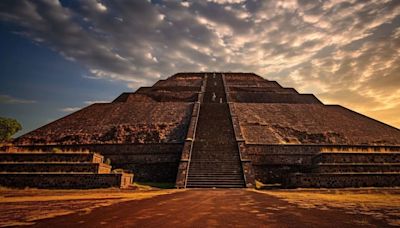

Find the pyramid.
[{"left": 9, "top": 72, "right": 400, "bottom": 188}]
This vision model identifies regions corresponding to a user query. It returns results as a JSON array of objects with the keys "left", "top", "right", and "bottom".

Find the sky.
[{"left": 0, "top": 0, "right": 399, "bottom": 136}]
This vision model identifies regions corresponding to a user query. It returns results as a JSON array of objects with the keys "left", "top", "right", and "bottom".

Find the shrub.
[{"left": 0, "top": 117, "right": 22, "bottom": 142}]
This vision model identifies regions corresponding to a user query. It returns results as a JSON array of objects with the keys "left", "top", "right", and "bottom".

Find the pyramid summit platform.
[{"left": 6, "top": 72, "right": 400, "bottom": 188}]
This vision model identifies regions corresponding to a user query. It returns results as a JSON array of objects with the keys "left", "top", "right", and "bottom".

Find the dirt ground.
[
  {"left": 0, "top": 187, "right": 179, "bottom": 227},
  {"left": 0, "top": 187, "right": 399, "bottom": 227}
]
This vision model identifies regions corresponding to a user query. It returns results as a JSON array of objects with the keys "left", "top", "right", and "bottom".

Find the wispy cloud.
[
  {"left": 59, "top": 107, "right": 80, "bottom": 113},
  {"left": 84, "top": 100, "right": 109, "bottom": 105},
  {"left": 0, "top": 94, "right": 36, "bottom": 104},
  {"left": 0, "top": 0, "right": 399, "bottom": 127}
]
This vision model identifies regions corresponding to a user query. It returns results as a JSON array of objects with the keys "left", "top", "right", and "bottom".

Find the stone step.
[
  {"left": 186, "top": 184, "right": 244, "bottom": 188},
  {"left": 187, "top": 179, "right": 244, "bottom": 183},
  {"left": 186, "top": 180, "right": 244, "bottom": 185},
  {"left": 188, "top": 179, "right": 244, "bottom": 183},
  {"left": 190, "top": 158, "right": 240, "bottom": 162},
  {"left": 0, "top": 152, "right": 104, "bottom": 163},
  {"left": 314, "top": 152, "right": 400, "bottom": 164},
  {"left": 189, "top": 160, "right": 241, "bottom": 163},
  {"left": 185, "top": 73, "right": 245, "bottom": 188},
  {"left": 192, "top": 144, "right": 238, "bottom": 149},
  {"left": 285, "top": 173, "right": 400, "bottom": 188},
  {"left": 190, "top": 156, "right": 240, "bottom": 160},
  {"left": 188, "top": 174, "right": 243, "bottom": 177},
  {"left": 313, "top": 163, "right": 400, "bottom": 173},
  {"left": 188, "top": 167, "right": 241, "bottom": 171},
  {"left": 190, "top": 158, "right": 240, "bottom": 161},
  {"left": 189, "top": 171, "right": 242, "bottom": 175},
  {"left": 0, "top": 162, "right": 111, "bottom": 174},
  {"left": 0, "top": 173, "right": 133, "bottom": 189},
  {"left": 188, "top": 170, "right": 242, "bottom": 173},
  {"left": 189, "top": 167, "right": 242, "bottom": 171},
  {"left": 191, "top": 149, "right": 238, "bottom": 153},
  {"left": 191, "top": 150, "right": 238, "bottom": 154},
  {"left": 187, "top": 176, "right": 243, "bottom": 180},
  {"left": 191, "top": 152, "right": 239, "bottom": 155}
]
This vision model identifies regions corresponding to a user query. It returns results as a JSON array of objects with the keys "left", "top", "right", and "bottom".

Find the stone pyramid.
[{"left": 9, "top": 72, "right": 400, "bottom": 188}]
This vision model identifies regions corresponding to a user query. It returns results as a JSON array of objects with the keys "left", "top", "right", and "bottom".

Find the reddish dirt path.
[{"left": 26, "top": 189, "right": 388, "bottom": 228}]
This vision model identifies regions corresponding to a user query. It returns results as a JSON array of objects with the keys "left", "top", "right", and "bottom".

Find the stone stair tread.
[
  {"left": 186, "top": 185, "right": 244, "bottom": 188},
  {"left": 187, "top": 181, "right": 244, "bottom": 183},
  {"left": 0, "top": 172, "right": 106, "bottom": 174},
  {"left": 293, "top": 172, "right": 400, "bottom": 175},
  {"left": 316, "top": 163, "right": 400, "bottom": 166},
  {"left": 319, "top": 152, "right": 400, "bottom": 154},
  {"left": 185, "top": 73, "right": 245, "bottom": 188},
  {"left": 190, "top": 160, "right": 241, "bottom": 162},
  {"left": 0, "top": 162, "right": 107, "bottom": 164},
  {"left": 0, "top": 152, "right": 94, "bottom": 154}
]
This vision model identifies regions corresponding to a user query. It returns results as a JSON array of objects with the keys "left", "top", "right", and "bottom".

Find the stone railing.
[
  {"left": 222, "top": 73, "right": 255, "bottom": 188},
  {"left": 175, "top": 74, "right": 207, "bottom": 188}
]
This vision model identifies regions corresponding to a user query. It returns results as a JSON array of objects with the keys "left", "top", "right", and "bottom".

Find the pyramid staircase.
[
  {"left": 286, "top": 148, "right": 400, "bottom": 188},
  {"left": 186, "top": 73, "right": 245, "bottom": 188},
  {"left": 0, "top": 151, "right": 133, "bottom": 189}
]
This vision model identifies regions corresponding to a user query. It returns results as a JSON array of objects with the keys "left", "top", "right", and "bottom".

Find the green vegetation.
[{"left": 0, "top": 117, "right": 22, "bottom": 142}]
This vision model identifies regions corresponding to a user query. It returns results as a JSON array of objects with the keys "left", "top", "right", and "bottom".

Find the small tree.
[{"left": 0, "top": 117, "right": 22, "bottom": 142}]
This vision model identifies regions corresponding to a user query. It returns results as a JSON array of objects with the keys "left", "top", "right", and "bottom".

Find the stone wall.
[
  {"left": 228, "top": 92, "right": 321, "bottom": 104},
  {"left": 228, "top": 87, "right": 297, "bottom": 93},
  {"left": 14, "top": 143, "right": 183, "bottom": 182},
  {"left": 246, "top": 144, "right": 400, "bottom": 185},
  {"left": 243, "top": 144, "right": 319, "bottom": 184},
  {"left": 0, "top": 163, "right": 111, "bottom": 174},
  {"left": 0, "top": 152, "right": 103, "bottom": 163},
  {"left": 286, "top": 173, "right": 400, "bottom": 188},
  {"left": 0, "top": 173, "right": 132, "bottom": 189}
]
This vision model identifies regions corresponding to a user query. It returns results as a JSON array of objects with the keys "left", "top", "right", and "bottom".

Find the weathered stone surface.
[
  {"left": 10, "top": 72, "right": 400, "bottom": 187},
  {"left": 14, "top": 144, "right": 183, "bottom": 182},
  {"left": 15, "top": 102, "right": 193, "bottom": 145},
  {"left": 233, "top": 103, "right": 400, "bottom": 145},
  {"left": 228, "top": 92, "right": 321, "bottom": 103},
  {"left": 0, "top": 173, "right": 133, "bottom": 189},
  {"left": 286, "top": 173, "right": 400, "bottom": 188},
  {"left": 0, "top": 152, "right": 133, "bottom": 188}
]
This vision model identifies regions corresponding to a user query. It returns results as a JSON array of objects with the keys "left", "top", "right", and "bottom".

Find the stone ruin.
[{"left": 3, "top": 72, "right": 400, "bottom": 188}]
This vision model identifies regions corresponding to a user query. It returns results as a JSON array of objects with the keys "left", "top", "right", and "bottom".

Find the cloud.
[
  {"left": 0, "top": 94, "right": 36, "bottom": 104},
  {"left": 84, "top": 100, "right": 109, "bottom": 105},
  {"left": 0, "top": 0, "right": 399, "bottom": 127},
  {"left": 59, "top": 107, "right": 81, "bottom": 113}
]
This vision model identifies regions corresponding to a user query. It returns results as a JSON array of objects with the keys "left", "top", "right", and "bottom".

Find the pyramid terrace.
[{"left": 2, "top": 72, "right": 400, "bottom": 189}]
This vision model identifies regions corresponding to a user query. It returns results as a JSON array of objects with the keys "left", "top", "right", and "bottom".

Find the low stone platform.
[
  {"left": 285, "top": 150, "right": 400, "bottom": 188},
  {"left": 286, "top": 173, "right": 400, "bottom": 188},
  {"left": 0, "top": 152, "right": 104, "bottom": 163},
  {"left": 0, "top": 152, "right": 133, "bottom": 189},
  {"left": 0, "top": 173, "right": 132, "bottom": 189},
  {"left": 0, "top": 162, "right": 111, "bottom": 173}
]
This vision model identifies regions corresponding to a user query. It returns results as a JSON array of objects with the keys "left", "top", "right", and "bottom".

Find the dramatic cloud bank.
[{"left": 0, "top": 0, "right": 399, "bottom": 126}]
